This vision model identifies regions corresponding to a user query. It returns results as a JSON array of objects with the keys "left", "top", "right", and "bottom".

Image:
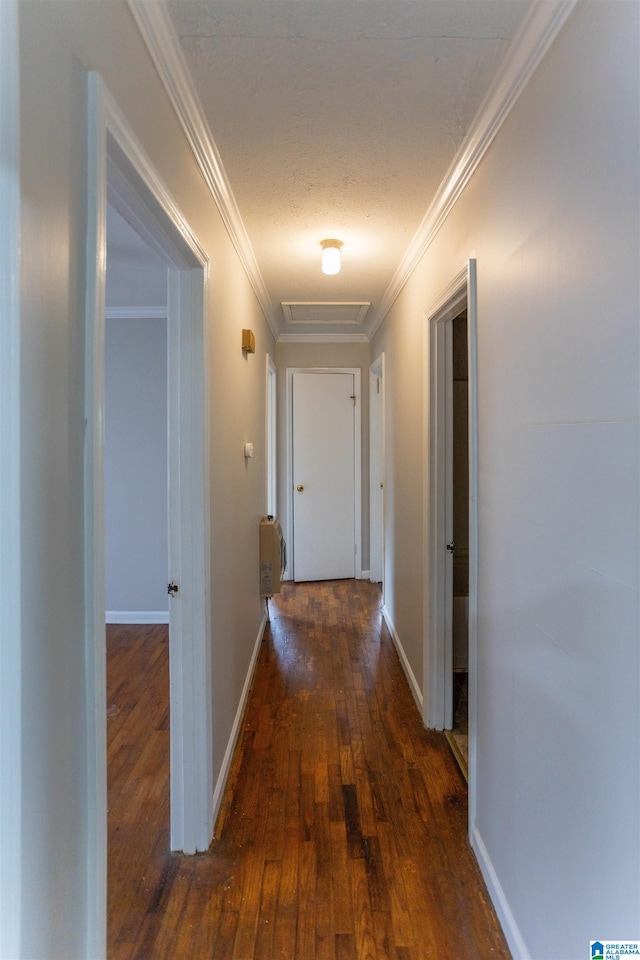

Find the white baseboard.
[
  {"left": 211, "top": 611, "right": 268, "bottom": 833},
  {"left": 471, "top": 826, "right": 530, "bottom": 960},
  {"left": 361, "top": 569, "right": 370, "bottom": 580},
  {"left": 381, "top": 604, "right": 423, "bottom": 711},
  {"left": 106, "top": 610, "right": 169, "bottom": 624}
]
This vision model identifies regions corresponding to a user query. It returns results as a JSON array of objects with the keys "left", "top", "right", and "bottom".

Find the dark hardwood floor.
[{"left": 107, "top": 580, "right": 510, "bottom": 959}]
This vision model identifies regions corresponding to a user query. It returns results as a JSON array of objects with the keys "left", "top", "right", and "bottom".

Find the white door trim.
[
  {"left": 0, "top": 3, "right": 22, "bottom": 956},
  {"left": 467, "top": 260, "right": 479, "bottom": 836},
  {"left": 265, "top": 355, "right": 277, "bottom": 518},
  {"left": 423, "top": 261, "right": 478, "bottom": 828},
  {"left": 285, "top": 367, "right": 362, "bottom": 581},
  {"left": 369, "top": 354, "right": 386, "bottom": 590},
  {"left": 165, "top": 265, "right": 212, "bottom": 854},
  {"left": 85, "top": 73, "right": 212, "bottom": 956}
]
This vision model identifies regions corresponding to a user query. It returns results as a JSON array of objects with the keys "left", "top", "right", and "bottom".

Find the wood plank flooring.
[{"left": 107, "top": 581, "right": 511, "bottom": 959}]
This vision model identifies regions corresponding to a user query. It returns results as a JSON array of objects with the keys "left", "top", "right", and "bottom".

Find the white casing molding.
[
  {"left": 369, "top": 352, "right": 386, "bottom": 591},
  {"left": 126, "top": 0, "right": 278, "bottom": 338},
  {"left": 423, "top": 260, "right": 479, "bottom": 835},
  {"left": 367, "top": 0, "right": 579, "bottom": 336},
  {"left": 265, "top": 354, "right": 277, "bottom": 518},
  {"left": 423, "top": 266, "right": 469, "bottom": 730}
]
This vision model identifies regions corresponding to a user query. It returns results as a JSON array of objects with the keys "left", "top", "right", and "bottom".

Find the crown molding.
[
  {"left": 278, "top": 333, "right": 370, "bottom": 344},
  {"left": 367, "top": 0, "right": 579, "bottom": 339},
  {"left": 126, "top": 0, "right": 280, "bottom": 340},
  {"left": 105, "top": 305, "right": 167, "bottom": 320},
  {"left": 128, "top": 0, "right": 577, "bottom": 346},
  {"left": 423, "top": 265, "right": 469, "bottom": 323}
]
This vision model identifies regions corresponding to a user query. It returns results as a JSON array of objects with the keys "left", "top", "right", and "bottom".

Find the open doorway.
[
  {"left": 104, "top": 205, "right": 168, "bottom": 629},
  {"left": 447, "top": 311, "right": 469, "bottom": 777},
  {"left": 103, "top": 138, "right": 212, "bottom": 853},
  {"left": 424, "top": 262, "right": 478, "bottom": 800},
  {"left": 85, "top": 74, "right": 212, "bottom": 951},
  {"left": 104, "top": 202, "right": 172, "bottom": 937}
]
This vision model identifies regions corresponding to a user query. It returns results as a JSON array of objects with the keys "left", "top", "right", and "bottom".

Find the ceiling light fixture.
[{"left": 321, "top": 239, "right": 343, "bottom": 275}]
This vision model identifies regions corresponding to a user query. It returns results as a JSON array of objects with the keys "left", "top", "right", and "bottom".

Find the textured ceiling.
[
  {"left": 166, "top": 1, "right": 530, "bottom": 337},
  {"left": 111, "top": 1, "right": 535, "bottom": 338}
]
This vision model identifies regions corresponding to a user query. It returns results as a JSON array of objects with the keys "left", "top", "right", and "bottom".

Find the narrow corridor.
[{"left": 107, "top": 580, "right": 510, "bottom": 959}]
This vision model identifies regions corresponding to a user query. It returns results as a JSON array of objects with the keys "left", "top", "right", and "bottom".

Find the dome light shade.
[{"left": 321, "top": 239, "right": 342, "bottom": 275}]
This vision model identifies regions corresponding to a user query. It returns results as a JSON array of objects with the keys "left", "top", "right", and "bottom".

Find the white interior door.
[{"left": 292, "top": 371, "right": 356, "bottom": 581}]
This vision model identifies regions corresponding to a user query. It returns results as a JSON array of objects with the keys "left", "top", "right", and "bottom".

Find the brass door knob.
[{"left": 296, "top": 484, "right": 304, "bottom": 492}]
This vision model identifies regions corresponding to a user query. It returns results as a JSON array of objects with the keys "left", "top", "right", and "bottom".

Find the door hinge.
[
  {"left": 168, "top": 581, "right": 179, "bottom": 597},
  {"left": 350, "top": 394, "right": 356, "bottom": 406}
]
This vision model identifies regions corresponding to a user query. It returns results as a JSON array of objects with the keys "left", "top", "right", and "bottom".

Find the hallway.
[{"left": 108, "top": 581, "right": 510, "bottom": 959}]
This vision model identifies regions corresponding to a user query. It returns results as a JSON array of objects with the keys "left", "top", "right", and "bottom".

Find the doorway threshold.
[
  {"left": 445, "top": 729, "right": 468, "bottom": 783},
  {"left": 446, "top": 668, "right": 468, "bottom": 781}
]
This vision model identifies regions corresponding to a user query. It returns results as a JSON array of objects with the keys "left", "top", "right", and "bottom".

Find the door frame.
[
  {"left": 369, "top": 353, "right": 386, "bottom": 589},
  {"left": 285, "top": 367, "right": 362, "bottom": 581},
  {"left": 265, "top": 354, "right": 277, "bottom": 517},
  {"left": 85, "top": 74, "right": 212, "bottom": 954},
  {"left": 423, "top": 261, "right": 478, "bottom": 815}
]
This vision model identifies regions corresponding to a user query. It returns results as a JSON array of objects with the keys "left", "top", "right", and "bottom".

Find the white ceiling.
[{"left": 113, "top": 0, "right": 549, "bottom": 340}]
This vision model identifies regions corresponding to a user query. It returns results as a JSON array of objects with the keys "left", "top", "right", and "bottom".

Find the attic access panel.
[{"left": 282, "top": 302, "right": 370, "bottom": 325}]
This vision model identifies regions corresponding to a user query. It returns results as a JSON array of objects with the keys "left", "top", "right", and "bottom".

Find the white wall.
[
  {"left": 372, "top": 3, "right": 639, "bottom": 958},
  {"left": 15, "top": 2, "right": 275, "bottom": 956},
  {"left": 0, "top": 4, "right": 22, "bottom": 958},
  {"left": 104, "top": 316, "right": 168, "bottom": 619}
]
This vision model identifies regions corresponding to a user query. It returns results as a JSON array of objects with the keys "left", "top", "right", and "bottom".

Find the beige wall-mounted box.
[
  {"left": 242, "top": 328, "right": 256, "bottom": 353},
  {"left": 260, "top": 516, "right": 285, "bottom": 597}
]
